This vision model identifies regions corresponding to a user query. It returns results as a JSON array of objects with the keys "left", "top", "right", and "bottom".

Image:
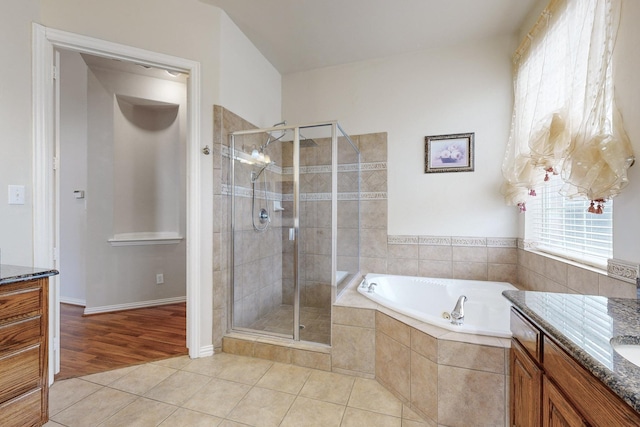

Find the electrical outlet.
[{"left": 156, "top": 273, "right": 164, "bottom": 284}]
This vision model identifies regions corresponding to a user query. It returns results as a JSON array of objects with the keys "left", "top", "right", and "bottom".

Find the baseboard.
[
  {"left": 83, "top": 296, "right": 187, "bottom": 315},
  {"left": 60, "top": 297, "right": 86, "bottom": 306},
  {"left": 194, "top": 345, "right": 215, "bottom": 358}
]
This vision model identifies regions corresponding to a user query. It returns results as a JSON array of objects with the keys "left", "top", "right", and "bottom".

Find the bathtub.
[{"left": 357, "top": 273, "right": 516, "bottom": 338}]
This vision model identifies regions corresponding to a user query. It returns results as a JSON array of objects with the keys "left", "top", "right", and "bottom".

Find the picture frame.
[{"left": 424, "top": 132, "right": 474, "bottom": 173}]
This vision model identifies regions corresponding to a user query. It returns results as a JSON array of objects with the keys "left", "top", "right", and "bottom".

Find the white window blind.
[{"left": 529, "top": 177, "right": 612, "bottom": 268}]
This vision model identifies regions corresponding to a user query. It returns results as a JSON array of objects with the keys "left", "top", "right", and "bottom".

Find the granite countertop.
[
  {"left": 0, "top": 264, "right": 59, "bottom": 285},
  {"left": 503, "top": 290, "right": 640, "bottom": 414}
]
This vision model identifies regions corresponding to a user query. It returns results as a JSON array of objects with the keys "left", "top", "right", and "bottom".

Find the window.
[
  {"left": 529, "top": 177, "right": 613, "bottom": 268},
  {"left": 502, "top": 0, "right": 632, "bottom": 267}
]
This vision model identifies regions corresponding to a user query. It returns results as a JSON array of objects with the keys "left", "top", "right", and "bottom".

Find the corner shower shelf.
[{"left": 108, "top": 232, "right": 183, "bottom": 246}]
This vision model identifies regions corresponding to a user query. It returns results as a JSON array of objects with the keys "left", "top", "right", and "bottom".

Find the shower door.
[
  {"left": 229, "top": 122, "right": 358, "bottom": 345},
  {"left": 230, "top": 125, "right": 298, "bottom": 340}
]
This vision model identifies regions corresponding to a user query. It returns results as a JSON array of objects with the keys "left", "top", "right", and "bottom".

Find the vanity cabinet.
[
  {"left": 0, "top": 278, "right": 49, "bottom": 427},
  {"left": 510, "top": 307, "right": 640, "bottom": 427},
  {"left": 511, "top": 339, "right": 542, "bottom": 426}
]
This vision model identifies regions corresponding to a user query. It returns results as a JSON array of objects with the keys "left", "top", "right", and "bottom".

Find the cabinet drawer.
[
  {"left": 511, "top": 308, "right": 541, "bottom": 362},
  {"left": 544, "top": 337, "right": 640, "bottom": 426},
  {"left": 0, "top": 387, "right": 44, "bottom": 427},
  {"left": 0, "top": 344, "right": 41, "bottom": 404},
  {"left": 0, "top": 285, "right": 42, "bottom": 321},
  {"left": 0, "top": 316, "right": 42, "bottom": 349}
]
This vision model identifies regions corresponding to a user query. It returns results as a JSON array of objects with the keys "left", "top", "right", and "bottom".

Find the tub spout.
[{"left": 450, "top": 295, "right": 467, "bottom": 325}]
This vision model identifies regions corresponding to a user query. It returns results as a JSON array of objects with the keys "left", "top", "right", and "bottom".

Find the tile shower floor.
[
  {"left": 45, "top": 353, "right": 429, "bottom": 427},
  {"left": 248, "top": 305, "right": 331, "bottom": 345}
]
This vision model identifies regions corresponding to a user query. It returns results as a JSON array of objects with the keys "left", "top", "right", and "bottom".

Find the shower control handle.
[{"left": 289, "top": 228, "right": 296, "bottom": 241}]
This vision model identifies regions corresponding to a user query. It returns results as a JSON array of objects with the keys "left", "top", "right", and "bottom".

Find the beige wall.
[
  {"left": 612, "top": 0, "right": 640, "bottom": 264},
  {"left": 283, "top": 2, "right": 640, "bottom": 276},
  {"left": 0, "top": 1, "right": 40, "bottom": 265},
  {"left": 2, "top": 0, "right": 282, "bottom": 268},
  {"left": 283, "top": 36, "right": 518, "bottom": 239}
]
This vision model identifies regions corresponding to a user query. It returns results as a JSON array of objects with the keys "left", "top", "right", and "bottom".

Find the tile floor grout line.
[
  {"left": 49, "top": 354, "right": 426, "bottom": 427},
  {"left": 49, "top": 378, "right": 108, "bottom": 419}
]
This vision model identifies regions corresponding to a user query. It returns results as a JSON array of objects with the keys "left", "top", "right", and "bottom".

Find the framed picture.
[{"left": 424, "top": 132, "right": 474, "bottom": 173}]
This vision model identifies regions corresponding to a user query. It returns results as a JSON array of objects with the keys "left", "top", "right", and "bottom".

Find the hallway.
[{"left": 57, "top": 303, "right": 187, "bottom": 380}]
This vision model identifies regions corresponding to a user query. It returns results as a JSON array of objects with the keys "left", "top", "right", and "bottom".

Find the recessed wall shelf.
[{"left": 108, "top": 232, "right": 183, "bottom": 246}]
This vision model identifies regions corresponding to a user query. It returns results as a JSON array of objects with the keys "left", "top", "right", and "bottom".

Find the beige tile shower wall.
[
  {"left": 516, "top": 248, "right": 637, "bottom": 298},
  {"left": 214, "top": 106, "right": 285, "bottom": 348}
]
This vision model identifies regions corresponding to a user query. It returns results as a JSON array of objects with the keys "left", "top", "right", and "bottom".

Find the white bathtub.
[{"left": 357, "top": 273, "right": 516, "bottom": 338}]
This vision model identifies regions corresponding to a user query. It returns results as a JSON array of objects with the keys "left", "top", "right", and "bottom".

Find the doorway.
[
  {"left": 55, "top": 50, "right": 188, "bottom": 379},
  {"left": 32, "top": 24, "right": 211, "bottom": 384}
]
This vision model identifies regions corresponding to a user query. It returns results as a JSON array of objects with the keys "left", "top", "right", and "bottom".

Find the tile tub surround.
[
  {"left": 47, "top": 354, "right": 429, "bottom": 427},
  {"left": 504, "top": 290, "right": 640, "bottom": 415},
  {"left": 333, "top": 281, "right": 510, "bottom": 427},
  {"left": 516, "top": 246, "right": 638, "bottom": 299}
]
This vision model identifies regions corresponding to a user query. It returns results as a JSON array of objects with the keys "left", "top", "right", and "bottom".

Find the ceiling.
[{"left": 202, "top": 0, "right": 538, "bottom": 74}]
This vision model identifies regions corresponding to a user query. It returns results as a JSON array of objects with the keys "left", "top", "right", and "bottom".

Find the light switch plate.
[{"left": 8, "top": 185, "right": 25, "bottom": 205}]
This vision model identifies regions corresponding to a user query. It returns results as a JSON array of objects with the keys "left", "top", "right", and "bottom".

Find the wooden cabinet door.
[
  {"left": 511, "top": 339, "right": 543, "bottom": 427},
  {"left": 543, "top": 376, "right": 588, "bottom": 427}
]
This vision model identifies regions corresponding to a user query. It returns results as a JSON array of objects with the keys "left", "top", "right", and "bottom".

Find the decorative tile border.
[
  {"left": 387, "top": 235, "right": 518, "bottom": 247},
  {"left": 452, "top": 237, "right": 487, "bottom": 247},
  {"left": 607, "top": 259, "right": 640, "bottom": 285},
  {"left": 487, "top": 238, "right": 518, "bottom": 248},
  {"left": 387, "top": 235, "right": 419, "bottom": 245},
  {"left": 419, "top": 236, "right": 452, "bottom": 246},
  {"left": 359, "top": 192, "right": 387, "bottom": 200},
  {"left": 221, "top": 184, "right": 282, "bottom": 201},
  {"left": 280, "top": 192, "right": 384, "bottom": 201},
  {"left": 281, "top": 161, "right": 386, "bottom": 175},
  {"left": 360, "top": 162, "right": 387, "bottom": 171},
  {"left": 517, "top": 238, "right": 539, "bottom": 250}
]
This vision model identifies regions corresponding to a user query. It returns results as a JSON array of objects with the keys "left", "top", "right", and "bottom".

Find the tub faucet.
[
  {"left": 359, "top": 279, "right": 377, "bottom": 293},
  {"left": 450, "top": 295, "right": 467, "bottom": 325}
]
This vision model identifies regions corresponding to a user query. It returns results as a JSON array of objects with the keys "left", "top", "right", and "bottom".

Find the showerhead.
[
  {"left": 251, "top": 161, "right": 274, "bottom": 183},
  {"left": 300, "top": 135, "right": 318, "bottom": 148},
  {"left": 263, "top": 120, "right": 288, "bottom": 148}
]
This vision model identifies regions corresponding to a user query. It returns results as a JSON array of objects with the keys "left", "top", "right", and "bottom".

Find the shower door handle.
[{"left": 289, "top": 228, "right": 296, "bottom": 241}]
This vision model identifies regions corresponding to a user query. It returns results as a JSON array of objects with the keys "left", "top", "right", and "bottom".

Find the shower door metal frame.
[
  {"left": 229, "top": 123, "right": 301, "bottom": 340},
  {"left": 228, "top": 121, "right": 358, "bottom": 342}
]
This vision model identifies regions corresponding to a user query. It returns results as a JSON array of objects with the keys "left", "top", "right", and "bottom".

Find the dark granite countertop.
[
  {"left": 503, "top": 290, "right": 640, "bottom": 414},
  {"left": 0, "top": 264, "right": 59, "bottom": 285}
]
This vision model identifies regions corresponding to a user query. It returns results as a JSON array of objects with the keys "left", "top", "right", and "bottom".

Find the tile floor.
[{"left": 46, "top": 352, "right": 430, "bottom": 427}]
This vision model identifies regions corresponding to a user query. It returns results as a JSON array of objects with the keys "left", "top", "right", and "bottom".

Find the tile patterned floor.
[
  {"left": 248, "top": 305, "right": 331, "bottom": 345},
  {"left": 45, "top": 353, "right": 430, "bottom": 426}
]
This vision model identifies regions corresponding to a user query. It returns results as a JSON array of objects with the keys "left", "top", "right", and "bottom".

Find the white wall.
[
  {"left": 0, "top": 1, "right": 39, "bottom": 266},
  {"left": 59, "top": 50, "right": 88, "bottom": 303},
  {"left": 219, "top": 13, "right": 282, "bottom": 128},
  {"left": 83, "top": 66, "right": 187, "bottom": 309},
  {"left": 283, "top": 36, "right": 518, "bottom": 238},
  {"left": 612, "top": 0, "right": 640, "bottom": 264}
]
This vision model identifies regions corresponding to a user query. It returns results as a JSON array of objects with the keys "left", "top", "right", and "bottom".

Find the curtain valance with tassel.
[{"left": 501, "top": 0, "right": 633, "bottom": 213}]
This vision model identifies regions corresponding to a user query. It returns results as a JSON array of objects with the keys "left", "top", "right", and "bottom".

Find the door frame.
[{"left": 32, "top": 24, "right": 211, "bottom": 383}]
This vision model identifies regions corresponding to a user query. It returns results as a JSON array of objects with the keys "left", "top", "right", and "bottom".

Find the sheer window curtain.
[{"left": 501, "top": 0, "right": 634, "bottom": 213}]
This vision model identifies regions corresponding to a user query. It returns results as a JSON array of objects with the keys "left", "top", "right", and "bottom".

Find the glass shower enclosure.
[{"left": 229, "top": 121, "right": 359, "bottom": 345}]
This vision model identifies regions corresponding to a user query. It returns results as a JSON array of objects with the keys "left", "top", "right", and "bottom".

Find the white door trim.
[{"left": 32, "top": 24, "right": 210, "bottom": 383}]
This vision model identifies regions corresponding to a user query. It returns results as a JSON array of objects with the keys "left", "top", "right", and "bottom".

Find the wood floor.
[{"left": 56, "top": 302, "right": 188, "bottom": 380}]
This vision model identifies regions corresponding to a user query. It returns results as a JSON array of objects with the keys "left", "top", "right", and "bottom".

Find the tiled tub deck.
[{"left": 223, "top": 279, "right": 511, "bottom": 427}]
